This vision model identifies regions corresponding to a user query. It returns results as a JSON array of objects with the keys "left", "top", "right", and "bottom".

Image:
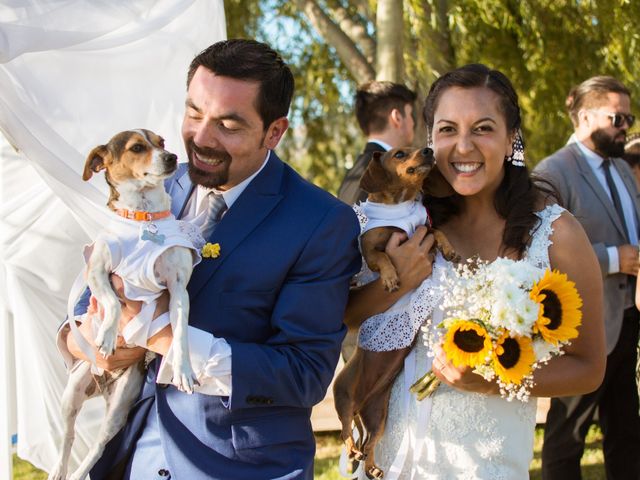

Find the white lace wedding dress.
[{"left": 362, "top": 204, "right": 565, "bottom": 480}]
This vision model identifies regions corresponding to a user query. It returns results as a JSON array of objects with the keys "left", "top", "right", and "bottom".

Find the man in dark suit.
[
  {"left": 337, "top": 81, "right": 417, "bottom": 206},
  {"left": 61, "top": 39, "right": 361, "bottom": 479},
  {"left": 535, "top": 76, "right": 640, "bottom": 480}
]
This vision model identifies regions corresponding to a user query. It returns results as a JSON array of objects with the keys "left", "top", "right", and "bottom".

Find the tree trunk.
[{"left": 375, "top": 0, "right": 404, "bottom": 82}]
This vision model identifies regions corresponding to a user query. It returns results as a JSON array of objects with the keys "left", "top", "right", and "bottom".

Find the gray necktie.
[{"left": 201, "top": 192, "right": 227, "bottom": 240}]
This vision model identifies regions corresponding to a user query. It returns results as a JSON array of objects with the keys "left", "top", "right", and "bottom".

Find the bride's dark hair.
[{"left": 422, "top": 63, "right": 553, "bottom": 257}]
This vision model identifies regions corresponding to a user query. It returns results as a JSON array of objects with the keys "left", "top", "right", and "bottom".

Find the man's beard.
[
  {"left": 591, "top": 128, "right": 626, "bottom": 158},
  {"left": 186, "top": 141, "right": 233, "bottom": 188}
]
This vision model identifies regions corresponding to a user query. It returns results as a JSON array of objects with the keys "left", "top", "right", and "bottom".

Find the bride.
[{"left": 344, "top": 64, "right": 606, "bottom": 478}]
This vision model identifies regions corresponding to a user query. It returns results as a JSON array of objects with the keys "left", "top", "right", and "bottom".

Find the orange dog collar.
[{"left": 115, "top": 209, "right": 171, "bottom": 222}]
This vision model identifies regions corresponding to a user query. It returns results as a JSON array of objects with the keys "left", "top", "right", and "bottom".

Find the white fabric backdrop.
[{"left": 0, "top": 1, "right": 226, "bottom": 476}]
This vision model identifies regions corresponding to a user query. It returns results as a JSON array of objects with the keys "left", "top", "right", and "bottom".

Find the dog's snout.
[
  {"left": 422, "top": 147, "right": 433, "bottom": 157},
  {"left": 164, "top": 153, "right": 178, "bottom": 169}
]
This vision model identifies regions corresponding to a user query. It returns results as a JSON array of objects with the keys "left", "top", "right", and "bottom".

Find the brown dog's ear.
[
  {"left": 423, "top": 163, "right": 455, "bottom": 198},
  {"left": 360, "top": 152, "right": 390, "bottom": 194},
  {"left": 83, "top": 145, "right": 109, "bottom": 181}
]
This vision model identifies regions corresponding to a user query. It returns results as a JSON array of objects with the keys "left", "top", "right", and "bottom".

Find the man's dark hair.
[
  {"left": 624, "top": 133, "right": 640, "bottom": 168},
  {"left": 565, "top": 76, "right": 631, "bottom": 127},
  {"left": 187, "top": 39, "right": 294, "bottom": 129},
  {"left": 355, "top": 81, "right": 417, "bottom": 135}
]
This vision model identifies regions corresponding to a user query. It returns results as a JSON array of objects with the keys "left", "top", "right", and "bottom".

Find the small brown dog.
[{"left": 334, "top": 146, "right": 457, "bottom": 479}]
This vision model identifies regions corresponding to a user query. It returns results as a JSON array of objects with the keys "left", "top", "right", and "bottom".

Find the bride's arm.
[
  {"left": 344, "top": 227, "right": 436, "bottom": 330},
  {"left": 528, "top": 211, "right": 605, "bottom": 396},
  {"left": 432, "top": 212, "right": 606, "bottom": 397}
]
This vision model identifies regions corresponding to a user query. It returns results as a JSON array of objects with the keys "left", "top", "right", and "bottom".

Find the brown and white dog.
[
  {"left": 333, "top": 147, "right": 457, "bottom": 479},
  {"left": 49, "top": 130, "right": 201, "bottom": 480}
]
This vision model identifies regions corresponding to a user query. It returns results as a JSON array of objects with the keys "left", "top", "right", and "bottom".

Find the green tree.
[{"left": 225, "top": 0, "right": 640, "bottom": 191}]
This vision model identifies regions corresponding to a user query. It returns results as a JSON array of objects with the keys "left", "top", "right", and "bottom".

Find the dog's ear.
[
  {"left": 360, "top": 152, "right": 390, "bottom": 194},
  {"left": 83, "top": 145, "right": 109, "bottom": 181},
  {"left": 423, "top": 163, "right": 455, "bottom": 198}
]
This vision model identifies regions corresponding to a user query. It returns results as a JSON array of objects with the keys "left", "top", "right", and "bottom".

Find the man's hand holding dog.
[{"left": 65, "top": 275, "right": 172, "bottom": 371}]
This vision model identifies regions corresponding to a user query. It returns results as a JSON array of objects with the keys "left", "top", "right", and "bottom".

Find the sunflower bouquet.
[{"left": 410, "top": 257, "right": 582, "bottom": 401}]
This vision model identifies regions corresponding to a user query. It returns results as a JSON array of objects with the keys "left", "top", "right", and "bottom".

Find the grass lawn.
[{"left": 14, "top": 424, "right": 605, "bottom": 479}]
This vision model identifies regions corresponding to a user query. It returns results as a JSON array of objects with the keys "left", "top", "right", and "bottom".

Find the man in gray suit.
[{"left": 535, "top": 76, "right": 640, "bottom": 479}]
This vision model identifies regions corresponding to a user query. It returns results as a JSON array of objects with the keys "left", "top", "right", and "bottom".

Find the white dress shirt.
[
  {"left": 576, "top": 140, "right": 638, "bottom": 274},
  {"left": 154, "top": 151, "right": 270, "bottom": 394}
]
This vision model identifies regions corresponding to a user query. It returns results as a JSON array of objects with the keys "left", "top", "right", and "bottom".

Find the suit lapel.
[
  {"left": 166, "top": 164, "right": 194, "bottom": 217},
  {"left": 571, "top": 143, "right": 628, "bottom": 238},
  {"left": 613, "top": 157, "right": 640, "bottom": 232},
  {"left": 187, "top": 153, "right": 285, "bottom": 299}
]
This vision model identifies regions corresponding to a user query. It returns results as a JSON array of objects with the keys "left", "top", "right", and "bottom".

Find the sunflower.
[
  {"left": 493, "top": 331, "right": 535, "bottom": 385},
  {"left": 442, "top": 320, "right": 492, "bottom": 368},
  {"left": 530, "top": 269, "right": 582, "bottom": 345}
]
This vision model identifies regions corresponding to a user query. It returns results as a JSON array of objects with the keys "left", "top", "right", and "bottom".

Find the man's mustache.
[{"left": 189, "top": 141, "right": 232, "bottom": 163}]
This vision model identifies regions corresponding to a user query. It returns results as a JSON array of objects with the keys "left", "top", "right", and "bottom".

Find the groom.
[{"left": 62, "top": 39, "right": 361, "bottom": 479}]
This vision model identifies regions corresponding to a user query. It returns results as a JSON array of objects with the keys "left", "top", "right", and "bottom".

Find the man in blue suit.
[{"left": 62, "top": 39, "right": 361, "bottom": 479}]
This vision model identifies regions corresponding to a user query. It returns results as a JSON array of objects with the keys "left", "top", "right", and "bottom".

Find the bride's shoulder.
[{"left": 546, "top": 209, "right": 591, "bottom": 257}]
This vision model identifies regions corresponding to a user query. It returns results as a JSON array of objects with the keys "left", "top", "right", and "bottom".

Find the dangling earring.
[{"left": 506, "top": 130, "right": 525, "bottom": 167}]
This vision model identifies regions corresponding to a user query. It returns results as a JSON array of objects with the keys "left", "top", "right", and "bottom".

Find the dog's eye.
[
  {"left": 406, "top": 167, "right": 416, "bottom": 174},
  {"left": 394, "top": 151, "right": 406, "bottom": 159},
  {"left": 130, "top": 144, "right": 146, "bottom": 153}
]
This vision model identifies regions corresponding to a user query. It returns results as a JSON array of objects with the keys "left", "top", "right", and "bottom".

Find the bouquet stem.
[{"left": 410, "top": 372, "right": 441, "bottom": 400}]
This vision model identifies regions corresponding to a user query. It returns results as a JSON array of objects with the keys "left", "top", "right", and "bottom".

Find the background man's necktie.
[
  {"left": 602, "top": 159, "right": 629, "bottom": 241},
  {"left": 201, "top": 192, "right": 227, "bottom": 240}
]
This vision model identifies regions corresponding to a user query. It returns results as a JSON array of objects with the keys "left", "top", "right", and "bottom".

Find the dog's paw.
[
  {"left": 381, "top": 274, "right": 399, "bottom": 292},
  {"left": 443, "top": 250, "right": 462, "bottom": 263},
  {"left": 47, "top": 465, "right": 66, "bottom": 480},
  {"left": 172, "top": 364, "right": 198, "bottom": 394},
  {"left": 366, "top": 465, "right": 384, "bottom": 479},
  {"left": 95, "top": 329, "right": 117, "bottom": 358}
]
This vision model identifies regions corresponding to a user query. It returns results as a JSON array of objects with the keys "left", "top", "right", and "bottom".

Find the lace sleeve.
[
  {"left": 524, "top": 204, "right": 565, "bottom": 269},
  {"left": 358, "top": 255, "right": 445, "bottom": 352}
]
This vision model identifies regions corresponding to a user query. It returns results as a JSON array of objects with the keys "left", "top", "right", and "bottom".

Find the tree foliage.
[{"left": 224, "top": 0, "right": 640, "bottom": 192}]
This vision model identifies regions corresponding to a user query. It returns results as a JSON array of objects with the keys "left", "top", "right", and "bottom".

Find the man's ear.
[
  {"left": 389, "top": 108, "right": 403, "bottom": 128},
  {"left": 263, "top": 117, "right": 289, "bottom": 150},
  {"left": 423, "top": 163, "right": 455, "bottom": 198},
  {"left": 360, "top": 151, "right": 389, "bottom": 193},
  {"left": 83, "top": 145, "right": 109, "bottom": 181}
]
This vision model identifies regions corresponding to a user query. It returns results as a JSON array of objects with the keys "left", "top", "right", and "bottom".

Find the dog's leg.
[
  {"left": 359, "top": 386, "right": 394, "bottom": 480},
  {"left": 156, "top": 248, "right": 196, "bottom": 393},
  {"left": 360, "top": 231, "right": 399, "bottom": 292},
  {"left": 48, "top": 362, "right": 95, "bottom": 480},
  {"left": 333, "top": 350, "right": 363, "bottom": 461},
  {"left": 87, "top": 242, "right": 121, "bottom": 357},
  {"left": 432, "top": 229, "right": 461, "bottom": 263},
  {"left": 68, "top": 363, "right": 145, "bottom": 480}
]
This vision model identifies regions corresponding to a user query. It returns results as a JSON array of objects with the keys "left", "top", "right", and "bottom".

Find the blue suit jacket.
[{"left": 90, "top": 153, "right": 361, "bottom": 479}]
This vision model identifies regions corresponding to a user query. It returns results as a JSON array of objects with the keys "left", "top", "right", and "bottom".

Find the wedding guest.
[
  {"left": 623, "top": 132, "right": 640, "bottom": 187},
  {"left": 337, "top": 81, "right": 417, "bottom": 206},
  {"left": 344, "top": 63, "right": 605, "bottom": 478},
  {"left": 60, "top": 39, "right": 361, "bottom": 479},
  {"left": 535, "top": 75, "right": 640, "bottom": 480}
]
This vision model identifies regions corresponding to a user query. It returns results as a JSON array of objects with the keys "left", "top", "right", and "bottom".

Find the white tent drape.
[{"left": 0, "top": 1, "right": 226, "bottom": 476}]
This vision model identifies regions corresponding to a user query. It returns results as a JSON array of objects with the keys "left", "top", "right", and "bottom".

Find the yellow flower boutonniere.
[{"left": 202, "top": 242, "right": 221, "bottom": 259}]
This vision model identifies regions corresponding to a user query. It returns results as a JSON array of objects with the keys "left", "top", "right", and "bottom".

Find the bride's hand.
[
  {"left": 386, "top": 226, "right": 436, "bottom": 292},
  {"left": 431, "top": 346, "right": 499, "bottom": 395}
]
